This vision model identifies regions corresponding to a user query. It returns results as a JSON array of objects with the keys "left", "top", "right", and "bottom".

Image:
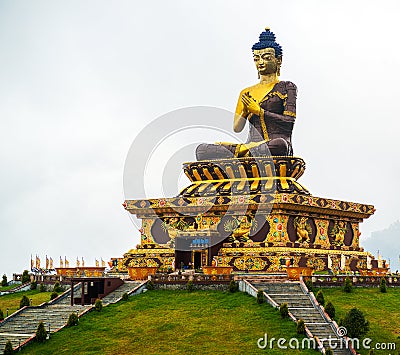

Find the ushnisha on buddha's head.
[{"left": 252, "top": 27, "right": 282, "bottom": 77}]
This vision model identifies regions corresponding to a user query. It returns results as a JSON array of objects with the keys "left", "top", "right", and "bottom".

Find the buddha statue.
[{"left": 196, "top": 27, "right": 297, "bottom": 160}]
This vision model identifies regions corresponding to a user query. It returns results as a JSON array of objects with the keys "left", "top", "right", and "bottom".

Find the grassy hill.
[
  {"left": 0, "top": 289, "right": 53, "bottom": 316},
  {"left": 320, "top": 287, "right": 400, "bottom": 355},
  {"left": 20, "top": 290, "right": 316, "bottom": 355},
  {"left": 16, "top": 286, "right": 400, "bottom": 355}
]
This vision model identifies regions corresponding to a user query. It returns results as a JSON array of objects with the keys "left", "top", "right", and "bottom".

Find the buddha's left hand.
[{"left": 242, "top": 92, "right": 261, "bottom": 116}]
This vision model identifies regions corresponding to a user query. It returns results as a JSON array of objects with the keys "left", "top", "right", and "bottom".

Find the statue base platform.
[
  {"left": 117, "top": 156, "right": 384, "bottom": 276},
  {"left": 181, "top": 156, "right": 309, "bottom": 196},
  {"left": 119, "top": 191, "right": 379, "bottom": 275}
]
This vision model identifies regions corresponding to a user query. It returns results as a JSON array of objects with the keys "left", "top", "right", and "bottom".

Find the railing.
[
  {"left": 303, "top": 274, "right": 400, "bottom": 287},
  {"left": 300, "top": 277, "right": 357, "bottom": 355},
  {"left": 0, "top": 282, "right": 31, "bottom": 295},
  {"left": 241, "top": 279, "right": 325, "bottom": 353},
  {"left": 151, "top": 273, "right": 232, "bottom": 283}
]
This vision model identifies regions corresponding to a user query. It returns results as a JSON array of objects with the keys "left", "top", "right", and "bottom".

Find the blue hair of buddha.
[{"left": 252, "top": 27, "right": 283, "bottom": 58}]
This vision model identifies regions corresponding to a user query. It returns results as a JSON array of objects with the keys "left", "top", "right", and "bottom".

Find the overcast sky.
[{"left": 1, "top": 0, "right": 399, "bottom": 277}]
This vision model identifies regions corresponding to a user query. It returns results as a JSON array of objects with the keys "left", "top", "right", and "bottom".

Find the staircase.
[
  {"left": 0, "top": 280, "right": 147, "bottom": 352},
  {"left": 247, "top": 278, "right": 353, "bottom": 355},
  {"left": 101, "top": 281, "right": 144, "bottom": 305},
  {"left": 0, "top": 284, "right": 90, "bottom": 352}
]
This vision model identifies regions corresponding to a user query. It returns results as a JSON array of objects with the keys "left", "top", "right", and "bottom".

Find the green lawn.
[
  {"left": 0, "top": 284, "right": 19, "bottom": 292},
  {"left": 0, "top": 290, "right": 54, "bottom": 316},
  {"left": 21, "top": 290, "right": 317, "bottom": 355},
  {"left": 319, "top": 287, "right": 400, "bottom": 355}
]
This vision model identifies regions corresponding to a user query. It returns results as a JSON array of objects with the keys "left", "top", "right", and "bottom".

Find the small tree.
[
  {"left": 325, "top": 348, "right": 333, "bottom": 355},
  {"left": 21, "top": 270, "right": 30, "bottom": 284},
  {"left": 53, "top": 281, "right": 63, "bottom": 293},
  {"left": 146, "top": 280, "right": 154, "bottom": 290},
  {"left": 20, "top": 295, "right": 30, "bottom": 308},
  {"left": 67, "top": 313, "right": 79, "bottom": 327},
  {"left": 94, "top": 299, "right": 103, "bottom": 312},
  {"left": 229, "top": 280, "right": 238, "bottom": 293},
  {"left": 256, "top": 290, "right": 264, "bottom": 304},
  {"left": 280, "top": 303, "right": 289, "bottom": 318},
  {"left": 341, "top": 308, "right": 369, "bottom": 338},
  {"left": 50, "top": 292, "right": 58, "bottom": 300},
  {"left": 379, "top": 278, "right": 387, "bottom": 293},
  {"left": 30, "top": 281, "right": 37, "bottom": 290},
  {"left": 1, "top": 274, "right": 8, "bottom": 287},
  {"left": 35, "top": 321, "right": 47, "bottom": 343},
  {"left": 344, "top": 277, "right": 352, "bottom": 293},
  {"left": 39, "top": 283, "right": 46, "bottom": 292},
  {"left": 316, "top": 290, "right": 325, "bottom": 306},
  {"left": 304, "top": 279, "right": 313, "bottom": 292},
  {"left": 3, "top": 340, "right": 14, "bottom": 354},
  {"left": 296, "top": 319, "right": 305, "bottom": 334},
  {"left": 122, "top": 292, "right": 129, "bottom": 301},
  {"left": 325, "top": 301, "right": 336, "bottom": 319},
  {"left": 186, "top": 280, "right": 194, "bottom": 292},
  {"left": 0, "top": 308, "right": 4, "bottom": 321}
]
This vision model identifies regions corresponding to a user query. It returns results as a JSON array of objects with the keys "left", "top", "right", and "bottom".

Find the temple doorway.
[
  {"left": 175, "top": 250, "right": 191, "bottom": 270},
  {"left": 191, "top": 249, "right": 208, "bottom": 269},
  {"left": 193, "top": 251, "right": 202, "bottom": 269}
]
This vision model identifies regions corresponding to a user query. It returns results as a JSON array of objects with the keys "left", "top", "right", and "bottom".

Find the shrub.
[
  {"left": 0, "top": 308, "right": 4, "bottom": 321},
  {"left": 380, "top": 278, "right": 387, "bottom": 293},
  {"left": 35, "top": 321, "right": 47, "bottom": 343},
  {"left": 53, "top": 281, "right": 63, "bottom": 293},
  {"left": 344, "top": 277, "right": 352, "bottom": 293},
  {"left": 20, "top": 295, "right": 30, "bottom": 308},
  {"left": 3, "top": 340, "right": 13, "bottom": 354},
  {"left": 368, "top": 350, "right": 374, "bottom": 355},
  {"left": 146, "top": 280, "right": 154, "bottom": 290},
  {"left": 340, "top": 308, "right": 369, "bottom": 338},
  {"left": 39, "top": 283, "right": 46, "bottom": 292},
  {"left": 256, "top": 290, "right": 264, "bottom": 304},
  {"left": 304, "top": 279, "right": 313, "bottom": 292},
  {"left": 67, "top": 312, "right": 79, "bottom": 327},
  {"left": 30, "top": 281, "right": 37, "bottom": 290},
  {"left": 325, "top": 301, "right": 336, "bottom": 319},
  {"left": 325, "top": 348, "right": 333, "bottom": 355},
  {"left": 296, "top": 319, "right": 305, "bottom": 334},
  {"left": 316, "top": 290, "right": 325, "bottom": 306},
  {"left": 229, "top": 280, "right": 238, "bottom": 293},
  {"left": 50, "top": 292, "right": 58, "bottom": 300},
  {"left": 2, "top": 274, "right": 7, "bottom": 287},
  {"left": 186, "top": 280, "right": 194, "bottom": 292},
  {"left": 122, "top": 292, "right": 129, "bottom": 301},
  {"left": 21, "top": 270, "right": 30, "bottom": 284},
  {"left": 94, "top": 299, "right": 103, "bottom": 312},
  {"left": 280, "top": 303, "right": 289, "bottom": 318}
]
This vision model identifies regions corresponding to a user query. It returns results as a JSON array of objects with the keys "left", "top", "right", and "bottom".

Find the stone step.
[
  {"left": 0, "top": 280, "right": 144, "bottom": 352},
  {"left": 0, "top": 283, "right": 90, "bottom": 353},
  {"left": 246, "top": 278, "right": 352, "bottom": 355},
  {"left": 101, "top": 281, "right": 142, "bottom": 304}
]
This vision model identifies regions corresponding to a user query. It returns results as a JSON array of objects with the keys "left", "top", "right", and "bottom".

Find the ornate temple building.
[{"left": 116, "top": 27, "right": 385, "bottom": 277}]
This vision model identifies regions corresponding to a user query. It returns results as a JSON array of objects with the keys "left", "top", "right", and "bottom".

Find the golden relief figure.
[
  {"left": 161, "top": 217, "right": 190, "bottom": 239},
  {"left": 329, "top": 221, "right": 347, "bottom": 246},
  {"left": 223, "top": 215, "right": 258, "bottom": 243},
  {"left": 294, "top": 216, "right": 312, "bottom": 243}
]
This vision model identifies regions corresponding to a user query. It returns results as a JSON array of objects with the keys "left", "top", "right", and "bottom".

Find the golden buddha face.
[{"left": 253, "top": 47, "right": 281, "bottom": 76}]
